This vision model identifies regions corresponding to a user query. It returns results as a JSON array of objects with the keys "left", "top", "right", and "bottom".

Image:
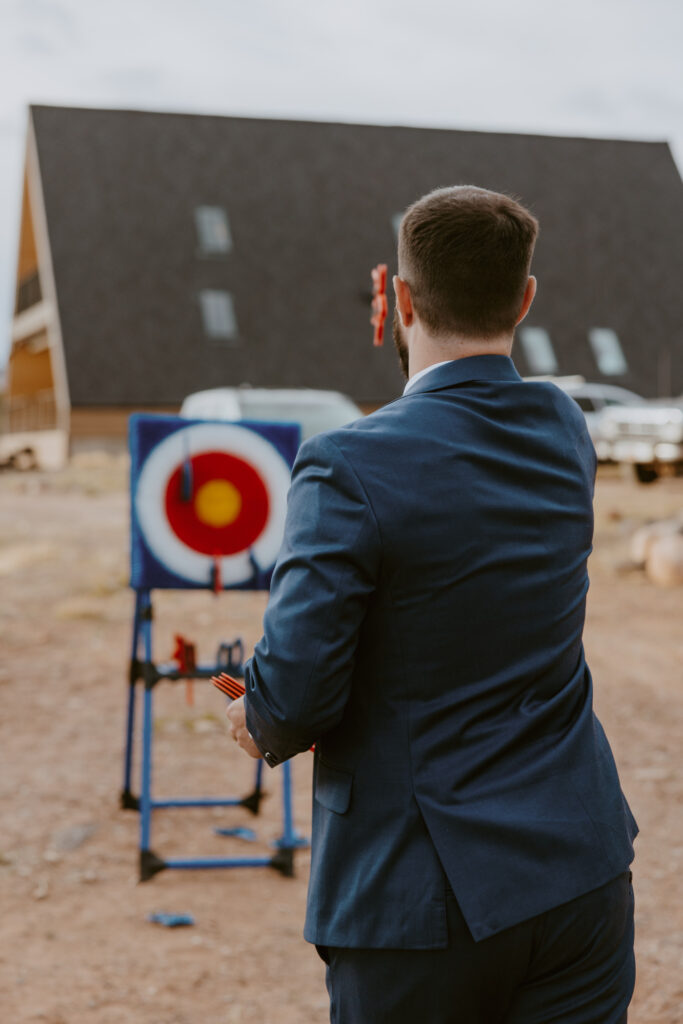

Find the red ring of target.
[{"left": 165, "top": 451, "right": 269, "bottom": 556}]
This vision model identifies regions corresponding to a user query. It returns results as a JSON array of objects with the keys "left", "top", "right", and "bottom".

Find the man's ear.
[
  {"left": 393, "top": 275, "right": 415, "bottom": 327},
  {"left": 516, "top": 276, "right": 537, "bottom": 325}
]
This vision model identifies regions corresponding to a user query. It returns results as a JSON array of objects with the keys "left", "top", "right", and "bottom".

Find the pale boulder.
[
  {"left": 646, "top": 532, "right": 683, "bottom": 586},
  {"left": 630, "top": 518, "right": 683, "bottom": 566}
]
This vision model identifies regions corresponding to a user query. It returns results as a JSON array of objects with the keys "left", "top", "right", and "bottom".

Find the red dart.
[
  {"left": 371, "top": 263, "right": 388, "bottom": 346},
  {"left": 211, "top": 671, "right": 245, "bottom": 700}
]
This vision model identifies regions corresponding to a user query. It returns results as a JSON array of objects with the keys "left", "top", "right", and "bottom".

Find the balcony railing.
[
  {"left": 15, "top": 271, "right": 42, "bottom": 314},
  {"left": 3, "top": 390, "right": 57, "bottom": 433}
]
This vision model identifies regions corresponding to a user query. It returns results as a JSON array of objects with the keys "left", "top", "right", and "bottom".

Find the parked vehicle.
[
  {"left": 541, "top": 379, "right": 643, "bottom": 461},
  {"left": 599, "top": 398, "right": 683, "bottom": 483},
  {"left": 180, "top": 387, "right": 362, "bottom": 442}
]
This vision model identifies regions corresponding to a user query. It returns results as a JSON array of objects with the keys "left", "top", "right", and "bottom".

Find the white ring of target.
[{"left": 135, "top": 422, "right": 291, "bottom": 586}]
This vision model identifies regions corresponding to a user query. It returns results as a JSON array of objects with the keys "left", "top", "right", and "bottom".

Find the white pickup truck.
[
  {"left": 599, "top": 398, "right": 683, "bottom": 483},
  {"left": 527, "top": 377, "right": 643, "bottom": 462}
]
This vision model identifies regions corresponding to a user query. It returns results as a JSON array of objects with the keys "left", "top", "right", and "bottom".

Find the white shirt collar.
[{"left": 403, "top": 360, "right": 456, "bottom": 395}]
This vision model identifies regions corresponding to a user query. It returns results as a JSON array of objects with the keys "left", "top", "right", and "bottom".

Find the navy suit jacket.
[{"left": 245, "top": 354, "right": 638, "bottom": 947}]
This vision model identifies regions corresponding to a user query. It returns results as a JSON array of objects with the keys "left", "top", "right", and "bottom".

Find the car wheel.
[{"left": 634, "top": 464, "right": 658, "bottom": 484}]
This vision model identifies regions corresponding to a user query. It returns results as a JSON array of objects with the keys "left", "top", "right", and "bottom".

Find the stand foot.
[
  {"left": 270, "top": 847, "right": 295, "bottom": 877},
  {"left": 120, "top": 789, "right": 140, "bottom": 811},
  {"left": 240, "top": 788, "right": 265, "bottom": 816},
  {"left": 140, "top": 849, "right": 167, "bottom": 882},
  {"left": 273, "top": 834, "right": 310, "bottom": 850}
]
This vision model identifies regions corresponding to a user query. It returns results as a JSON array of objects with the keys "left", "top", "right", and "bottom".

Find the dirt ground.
[{"left": 0, "top": 454, "right": 681, "bottom": 1024}]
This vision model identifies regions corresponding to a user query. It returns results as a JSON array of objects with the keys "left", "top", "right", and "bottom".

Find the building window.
[
  {"left": 195, "top": 206, "right": 232, "bottom": 255},
  {"left": 518, "top": 327, "right": 558, "bottom": 375},
  {"left": 15, "top": 270, "right": 42, "bottom": 314},
  {"left": 588, "top": 328, "right": 628, "bottom": 376},
  {"left": 199, "top": 290, "right": 239, "bottom": 342}
]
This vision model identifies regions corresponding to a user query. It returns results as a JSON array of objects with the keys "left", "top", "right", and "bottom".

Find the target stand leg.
[
  {"left": 120, "top": 681, "right": 139, "bottom": 810},
  {"left": 270, "top": 759, "right": 309, "bottom": 876},
  {"left": 121, "top": 591, "right": 144, "bottom": 810},
  {"left": 240, "top": 759, "right": 265, "bottom": 815},
  {"left": 138, "top": 590, "right": 165, "bottom": 881},
  {"left": 120, "top": 695, "right": 140, "bottom": 811},
  {"left": 139, "top": 680, "right": 167, "bottom": 882}
]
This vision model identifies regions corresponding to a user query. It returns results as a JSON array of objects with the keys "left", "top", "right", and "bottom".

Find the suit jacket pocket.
[{"left": 314, "top": 758, "right": 353, "bottom": 815}]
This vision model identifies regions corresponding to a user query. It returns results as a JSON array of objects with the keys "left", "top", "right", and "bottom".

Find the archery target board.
[{"left": 129, "top": 414, "right": 300, "bottom": 590}]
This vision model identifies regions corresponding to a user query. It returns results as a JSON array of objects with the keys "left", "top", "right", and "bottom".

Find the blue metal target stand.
[{"left": 121, "top": 414, "right": 308, "bottom": 883}]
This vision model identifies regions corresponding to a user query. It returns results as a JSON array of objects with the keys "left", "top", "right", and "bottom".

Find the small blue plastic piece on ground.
[
  {"left": 213, "top": 826, "right": 257, "bottom": 841},
  {"left": 148, "top": 912, "right": 195, "bottom": 927}
]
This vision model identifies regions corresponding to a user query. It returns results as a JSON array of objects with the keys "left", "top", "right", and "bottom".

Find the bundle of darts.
[
  {"left": 212, "top": 671, "right": 315, "bottom": 751},
  {"left": 211, "top": 671, "right": 246, "bottom": 701}
]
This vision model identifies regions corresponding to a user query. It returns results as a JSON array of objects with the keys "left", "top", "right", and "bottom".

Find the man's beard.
[{"left": 392, "top": 307, "right": 409, "bottom": 380}]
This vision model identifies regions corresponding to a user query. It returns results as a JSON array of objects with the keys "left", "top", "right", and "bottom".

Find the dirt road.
[{"left": 0, "top": 457, "right": 681, "bottom": 1023}]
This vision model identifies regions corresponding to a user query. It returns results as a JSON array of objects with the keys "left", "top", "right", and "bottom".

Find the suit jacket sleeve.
[{"left": 244, "top": 432, "right": 380, "bottom": 766}]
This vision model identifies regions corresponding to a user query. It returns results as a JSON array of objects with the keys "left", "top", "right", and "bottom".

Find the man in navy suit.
[{"left": 227, "top": 186, "right": 637, "bottom": 1022}]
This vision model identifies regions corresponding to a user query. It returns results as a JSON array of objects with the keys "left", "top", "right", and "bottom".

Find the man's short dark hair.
[{"left": 398, "top": 185, "right": 539, "bottom": 339}]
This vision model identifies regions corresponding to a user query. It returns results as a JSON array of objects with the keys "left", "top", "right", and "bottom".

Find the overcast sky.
[{"left": 1, "top": 0, "right": 682, "bottom": 367}]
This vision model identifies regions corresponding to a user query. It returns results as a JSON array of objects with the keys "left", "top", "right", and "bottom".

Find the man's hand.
[{"left": 226, "top": 696, "right": 262, "bottom": 759}]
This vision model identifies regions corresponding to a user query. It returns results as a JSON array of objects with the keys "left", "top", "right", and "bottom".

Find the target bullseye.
[
  {"left": 134, "top": 422, "right": 292, "bottom": 586},
  {"left": 195, "top": 480, "right": 242, "bottom": 527}
]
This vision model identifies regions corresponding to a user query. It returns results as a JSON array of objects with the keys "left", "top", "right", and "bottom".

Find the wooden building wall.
[
  {"left": 68, "top": 403, "right": 380, "bottom": 449},
  {"left": 5, "top": 331, "right": 57, "bottom": 432},
  {"left": 8, "top": 336, "right": 52, "bottom": 394},
  {"left": 70, "top": 406, "right": 180, "bottom": 448},
  {"left": 17, "top": 170, "right": 38, "bottom": 281}
]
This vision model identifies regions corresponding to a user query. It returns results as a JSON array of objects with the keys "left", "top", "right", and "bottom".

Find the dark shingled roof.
[{"left": 31, "top": 104, "right": 683, "bottom": 405}]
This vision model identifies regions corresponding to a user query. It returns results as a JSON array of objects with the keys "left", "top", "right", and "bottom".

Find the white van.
[{"left": 179, "top": 387, "right": 362, "bottom": 442}]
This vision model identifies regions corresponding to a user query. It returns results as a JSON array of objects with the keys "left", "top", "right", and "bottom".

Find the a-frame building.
[
  {"left": 3, "top": 123, "right": 71, "bottom": 467},
  {"left": 2, "top": 105, "right": 683, "bottom": 467}
]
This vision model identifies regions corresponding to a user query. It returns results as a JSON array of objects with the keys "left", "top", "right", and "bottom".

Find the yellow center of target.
[{"left": 194, "top": 479, "right": 243, "bottom": 527}]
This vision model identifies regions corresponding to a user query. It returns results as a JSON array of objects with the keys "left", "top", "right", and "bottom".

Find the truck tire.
[{"left": 634, "top": 464, "right": 658, "bottom": 484}]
